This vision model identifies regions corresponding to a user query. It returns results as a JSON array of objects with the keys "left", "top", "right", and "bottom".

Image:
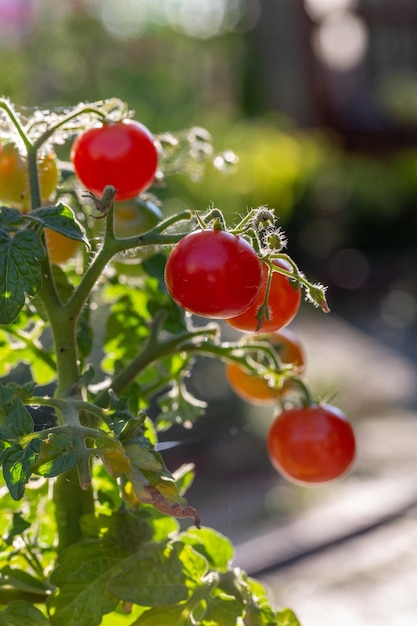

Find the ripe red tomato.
[
  {"left": 70, "top": 120, "right": 158, "bottom": 201},
  {"left": 0, "top": 143, "right": 58, "bottom": 211},
  {"left": 225, "top": 259, "right": 301, "bottom": 333},
  {"left": 226, "top": 328, "right": 306, "bottom": 405},
  {"left": 267, "top": 404, "right": 356, "bottom": 484},
  {"left": 164, "top": 229, "right": 262, "bottom": 318}
]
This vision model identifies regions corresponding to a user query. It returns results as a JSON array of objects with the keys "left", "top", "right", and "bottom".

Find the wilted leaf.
[{"left": 96, "top": 437, "right": 132, "bottom": 477}]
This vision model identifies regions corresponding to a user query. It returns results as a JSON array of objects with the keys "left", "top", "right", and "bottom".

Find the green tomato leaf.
[
  {"left": 48, "top": 539, "right": 204, "bottom": 626},
  {"left": 156, "top": 381, "right": 207, "bottom": 431},
  {"left": 275, "top": 608, "right": 302, "bottom": 626},
  {"left": 0, "top": 565, "right": 48, "bottom": 594},
  {"left": 180, "top": 528, "right": 234, "bottom": 573},
  {"left": 28, "top": 202, "right": 89, "bottom": 246},
  {"left": 31, "top": 433, "right": 77, "bottom": 478},
  {"left": 107, "top": 542, "right": 205, "bottom": 605},
  {"left": 96, "top": 437, "right": 132, "bottom": 477},
  {"left": 130, "top": 603, "right": 194, "bottom": 626},
  {"left": 200, "top": 588, "right": 243, "bottom": 625},
  {"left": 172, "top": 462, "right": 196, "bottom": 496},
  {"left": 242, "top": 576, "right": 300, "bottom": 626},
  {"left": 0, "top": 601, "right": 50, "bottom": 625},
  {"left": 47, "top": 543, "right": 121, "bottom": 626},
  {"left": 0, "top": 207, "right": 24, "bottom": 231},
  {"left": 2, "top": 512, "right": 31, "bottom": 544},
  {"left": 0, "top": 229, "right": 43, "bottom": 325},
  {"left": 0, "top": 397, "right": 34, "bottom": 440},
  {"left": 2, "top": 439, "right": 41, "bottom": 500}
]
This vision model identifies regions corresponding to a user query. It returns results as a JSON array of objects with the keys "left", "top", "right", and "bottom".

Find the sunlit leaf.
[
  {"left": 2, "top": 439, "right": 41, "bottom": 500},
  {"left": 0, "top": 229, "right": 43, "bottom": 324},
  {"left": 180, "top": 528, "right": 234, "bottom": 573},
  {"left": 28, "top": 203, "right": 89, "bottom": 247},
  {"left": 0, "top": 397, "right": 34, "bottom": 440},
  {"left": 31, "top": 433, "right": 77, "bottom": 478}
]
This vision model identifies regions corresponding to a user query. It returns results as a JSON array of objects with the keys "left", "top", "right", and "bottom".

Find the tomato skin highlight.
[
  {"left": 164, "top": 229, "right": 262, "bottom": 319},
  {"left": 71, "top": 120, "right": 158, "bottom": 201},
  {"left": 226, "top": 328, "right": 306, "bottom": 405},
  {"left": 267, "top": 404, "right": 356, "bottom": 484},
  {"left": 225, "top": 259, "right": 301, "bottom": 333}
]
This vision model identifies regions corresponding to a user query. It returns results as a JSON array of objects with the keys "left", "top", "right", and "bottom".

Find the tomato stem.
[
  {"left": 0, "top": 98, "right": 32, "bottom": 150},
  {"left": 94, "top": 321, "right": 219, "bottom": 406}
]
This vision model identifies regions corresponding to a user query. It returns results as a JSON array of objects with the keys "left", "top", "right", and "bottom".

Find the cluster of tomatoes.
[
  {"left": 164, "top": 224, "right": 356, "bottom": 486},
  {"left": 0, "top": 116, "right": 356, "bottom": 486},
  {"left": 0, "top": 119, "right": 159, "bottom": 263}
]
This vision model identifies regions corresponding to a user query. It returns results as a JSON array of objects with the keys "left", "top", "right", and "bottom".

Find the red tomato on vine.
[
  {"left": 267, "top": 404, "right": 356, "bottom": 484},
  {"left": 164, "top": 229, "right": 262, "bottom": 319},
  {"left": 225, "top": 259, "right": 301, "bottom": 333},
  {"left": 71, "top": 120, "right": 158, "bottom": 201}
]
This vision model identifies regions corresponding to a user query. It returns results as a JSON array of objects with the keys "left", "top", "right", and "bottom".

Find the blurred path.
[{"left": 232, "top": 314, "right": 417, "bottom": 625}]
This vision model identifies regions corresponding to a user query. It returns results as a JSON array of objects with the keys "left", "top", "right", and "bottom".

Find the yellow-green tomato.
[
  {"left": 0, "top": 143, "right": 59, "bottom": 211},
  {"left": 112, "top": 196, "right": 163, "bottom": 269}
]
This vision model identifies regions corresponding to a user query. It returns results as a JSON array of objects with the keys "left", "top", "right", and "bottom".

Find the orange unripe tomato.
[
  {"left": 44, "top": 228, "right": 80, "bottom": 265},
  {"left": 0, "top": 143, "right": 59, "bottom": 211},
  {"left": 225, "top": 328, "right": 305, "bottom": 405}
]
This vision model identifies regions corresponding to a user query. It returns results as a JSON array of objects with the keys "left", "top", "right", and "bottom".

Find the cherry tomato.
[
  {"left": 267, "top": 404, "right": 356, "bottom": 484},
  {"left": 45, "top": 228, "right": 80, "bottom": 265},
  {"left": 70, "top": 120, "right": 158, "bottom": 201},
  {"left": 164, "top": 229, "right": 262, "bottom": 319},
  {"left": 226, "top": 328, "right": 305, "bottom": 405},
  {"left": 225, "top": 259, "right": 301, "bottom": 333},
  {"left": 0, "top": 143, "right": 58, "bottom": 211}
]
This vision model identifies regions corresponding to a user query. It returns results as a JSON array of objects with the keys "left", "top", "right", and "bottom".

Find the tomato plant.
[
  {"left": 267, "top": 404, "right": 356, "bottom": 484},
  {"left": 0, "top": 142, "right": 58, "bottom": 211},
  {"left": 71, "top": 119, "right": 158, "bottom": 201},
  {"left": 226, "top": 258, "right": 302, "bottom": 333},
  {"left": 0, "top": 97, "right": 340, "bottom": 626},
  {"left": 226, "top": 328, "right": 305, "bottom": 405},
  {"left": 164, "top": 228, "right": 262, "bottom": 318}
]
